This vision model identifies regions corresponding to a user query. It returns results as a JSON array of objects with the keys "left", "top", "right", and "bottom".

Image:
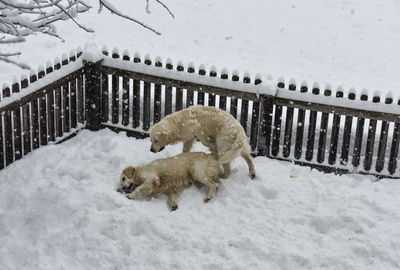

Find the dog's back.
[{"left": 146, "top": 152, "right": 219, "bottom": 193}]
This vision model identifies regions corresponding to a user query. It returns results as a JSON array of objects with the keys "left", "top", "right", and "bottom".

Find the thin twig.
[
  {"left": 54, "top": 2, "right": 94, "bottom": 32},
  {"left": 99, "top": 0, "right": 161, "bottom": 35},
  {"left": 154, "top": 0, "right": 174, "bottom": 18}
]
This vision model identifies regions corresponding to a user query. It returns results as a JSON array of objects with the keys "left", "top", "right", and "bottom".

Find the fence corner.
[{"left": 84, "top": 60, "right": 103, "bottom": 131}]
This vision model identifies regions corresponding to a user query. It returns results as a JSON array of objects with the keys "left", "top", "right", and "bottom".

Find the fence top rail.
[
  {"left": 101, "top": 56, "right": 276, "bottom": 97},
  {"left": 276, "top": 88, "right": 400, "bottom": 120},
  {"left": 0, "top": 59, "right": 84, "bottom": 112}
]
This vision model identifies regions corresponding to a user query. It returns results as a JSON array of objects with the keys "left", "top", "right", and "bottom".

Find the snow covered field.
[
  {"left": 1, "top": 129, "right": 400, "bottom": 270},
  {"left": 1, "top": 0, "right": 400, "bottom": 97}
]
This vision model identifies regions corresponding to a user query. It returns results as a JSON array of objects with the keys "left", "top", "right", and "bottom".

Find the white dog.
[
  {"left": 120, "top": 152, "right": 219, "bottom": 211},
  {"left": 149, "top": 105, "right": 255, "bottom": 179}
]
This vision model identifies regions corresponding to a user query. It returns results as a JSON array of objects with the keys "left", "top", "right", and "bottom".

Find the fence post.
[
  {"left": 84, "top": 60, "right": 103, "bottom": 131},
  {"left": 257, "top": 94, "right": 274, "bottom": 157}
]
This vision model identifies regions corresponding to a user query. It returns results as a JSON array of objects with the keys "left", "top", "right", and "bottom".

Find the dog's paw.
[
  {"left": 171, "top": 205, "right": 178, "bottom": 211},
  {"left": 250, "top": 172, "right": 256, "bottom": 180},
  {"left": 204, "top": 197, "right": 211, "bottom": 203},
  {"left": 125, "top": 193, "right": 137, "bottom": 200}
]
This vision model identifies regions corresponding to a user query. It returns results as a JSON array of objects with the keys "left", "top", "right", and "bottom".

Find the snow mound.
[{"left": 0, "top": 129, "right": 400, "bottom": 269}]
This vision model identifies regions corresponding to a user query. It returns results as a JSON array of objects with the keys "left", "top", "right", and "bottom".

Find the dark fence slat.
[
  {"left": 197, "top": 92, "right": 205, "bottom": 105},
  {"left": 186, "top": 89, "right": 194, "bottom": 108},
  {"left": 4, "top": 111, "right": 13, "bottom": 166},
  {"left": 0, "top": 116, "right": 3, "bottom": 169},
  {"left": 55, "top": 86, "right": 63, "bottom": 137},
  {"left": 376, "top": 121, "right": 389, "bottom": 172},
  {"left": 257, "top": 95, "right": 274, "bottom": 156},
  {"left": 328, "top": 114, "right": 341, "bottom": 165},
  {"left": 153, "top": 83, "right": 162, "bottom": 124},
  {"left": 250, "top": 101, "right": 260, "bottom": 152},
  {"left": 143, "top": 81, "right": 151, "bottom": 131},
  {"left": 22, "top": 104, "right": 31, "bottom": 155},
  {"left": 306, "top": 110, "right": 318, "bottom": 161},
  {"left": 111, "top": 74, "right": 119, "bottom": 124},
  {"left": 240, "top": 100, "right": 249, "bottom": 134},
  {"left": 63, "top": 82, "right": 70, "bottom": 133},
  {"left": 317, "top": 112, "right": 329, "bottom": 163},
  {"left": 351, "top": 117, "right": 365, "bottom": 167},
  {"left": 175, "top": 88, "right": 183, "bottom": 111},
  {"left": 70, "top": 77, "right": 77, "bottom": 129},
  {"left": 77, "top": 74, "right": 84, "bottom": 124},
  {"left": 364, "top": 119, "right": 377, "bottom": 171},
  {"left": 122, "top": 76, "right": 130, "bottom": 126},
  {"left": 13, "top": 108, "right": 22, "bottom": 161},
  {"left": 340, "top": 116, "right": 353, "bottom": 165},
  {"left": 31, "top": 99, "right": 40, "bottom": 149},
  {"left": 230, "top": 97, "right": 238, "bottom": 119},
  {"left": 283, "top": 107, "right": 294, "bottom": 158},
  {"left": 219, "top": 96, "right": 227, "bottom": 111},
  {"left": 47, "top": 90, "right": 55, "bottom": 142},
  {"left": 271, "top": 105, "right": 283, "bottom": 156},
  {"left": 164, "top": 85, "right": 172, "bottom": 116},
  {"left": 39, "top": 95, "right": 47, "bottom": 146},
  {"left": 388, "top": 123, "right": 400, "bottom": 174},
  {"left": 101, "top": 71, "right": 109, "bottom": 123},
  {"left": 208, "top": 92, "right": 216, "bottom": 107},
  {"left": 294, "top": 109, "right": 305, "bottom": 159},
  {"left": 132, "top": 79, "right": 141, "bottom": 128}
]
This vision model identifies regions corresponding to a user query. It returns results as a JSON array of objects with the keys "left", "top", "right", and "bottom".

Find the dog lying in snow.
[
  {"left": 120, "top": 152, "right": 219, "bottom": 211},
  {"left": 149, "top": 105, "right": 256, "bottom": 179}
]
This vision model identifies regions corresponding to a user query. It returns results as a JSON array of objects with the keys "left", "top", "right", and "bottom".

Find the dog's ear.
[{"left": 124, "top": 166, "right": 136, "bottom": 178}]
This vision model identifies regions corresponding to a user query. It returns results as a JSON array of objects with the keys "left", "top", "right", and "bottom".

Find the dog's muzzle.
[{"left": 121, "top": 184, "right": 139, "bottom": 194}]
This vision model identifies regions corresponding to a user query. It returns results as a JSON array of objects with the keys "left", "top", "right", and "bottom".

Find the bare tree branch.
[{"left": 0, "top": 0, "right": 174, "bottom": 70}]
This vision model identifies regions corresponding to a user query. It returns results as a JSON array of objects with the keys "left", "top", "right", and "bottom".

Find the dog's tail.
[{"left": 217, "top": 134, "right": 248, "bottom": 164}]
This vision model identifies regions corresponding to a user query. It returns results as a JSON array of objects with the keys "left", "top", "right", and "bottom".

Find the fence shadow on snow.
[{"left": 0, "top": 47, "right": 399, "bottom": 179}]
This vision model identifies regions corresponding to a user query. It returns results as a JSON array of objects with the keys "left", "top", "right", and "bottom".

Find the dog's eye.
[
  {"left": 122, "top": 177, "right": 126, "bottom": 182},
  {"left": 154, "top": 140, "right": 158, "bottom": 143}
]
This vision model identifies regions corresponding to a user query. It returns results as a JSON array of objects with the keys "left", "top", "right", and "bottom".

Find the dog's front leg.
[
  {"left": 182, "top": 139, "right": 195, "bottom": 153},
  {"left": 126, "top": 178, "right": 160, "bottom": 200}
]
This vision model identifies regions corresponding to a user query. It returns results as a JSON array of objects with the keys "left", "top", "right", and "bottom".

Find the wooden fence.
[{"left": 1, "top": 48, "right": 399, "bottom": 178}]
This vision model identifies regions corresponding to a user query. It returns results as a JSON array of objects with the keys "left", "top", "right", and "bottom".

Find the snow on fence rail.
[{"left": 1, "top": 47, "right": 400, "bottom": 178}]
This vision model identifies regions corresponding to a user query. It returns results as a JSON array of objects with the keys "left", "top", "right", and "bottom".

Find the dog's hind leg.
[
  {"left": 241, "top": 151, "right": 256, "bottom": 179},
  {"left": 182, "top": 139, "right": 195, "bottom": 153},
  {"left": 193, "top": 174, "right": 218, "bottom": 202},
  {"left": 219, "top": 163, "right": 231, "bottom": 179},
  {"left": 167, "top": 192, "right": 180, "bottom": 211}
]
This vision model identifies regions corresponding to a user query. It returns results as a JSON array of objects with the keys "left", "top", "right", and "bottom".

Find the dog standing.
[
  {"left": 120, "top": 152, "right": 219, "bottom": 211},
  {"left": 149, "top": 105, "right": 256, "bottom": 179}
]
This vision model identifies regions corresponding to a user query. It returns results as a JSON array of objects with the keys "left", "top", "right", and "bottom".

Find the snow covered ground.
[
  {"left": 1, "top": 0, "right": 400, "bottom": 98},
  {"left": 1, "top": 129, "right": 400, "bottom": 270}
]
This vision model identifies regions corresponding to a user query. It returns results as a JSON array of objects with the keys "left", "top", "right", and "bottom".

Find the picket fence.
[{"left": 0, "top": 47, "right": 399, "bottom": 178}]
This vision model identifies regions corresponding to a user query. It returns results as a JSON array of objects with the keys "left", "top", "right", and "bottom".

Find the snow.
[
  {"left": 1, "top": 129, "right": 400, "bottom": 269},
  {"left": 1, "top": 0, "right": 400, "bottom": 99}
]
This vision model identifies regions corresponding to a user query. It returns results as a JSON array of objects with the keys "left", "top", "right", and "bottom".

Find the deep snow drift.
[{"left": 0, "top": 129, "right": 399, "bottom": 269}]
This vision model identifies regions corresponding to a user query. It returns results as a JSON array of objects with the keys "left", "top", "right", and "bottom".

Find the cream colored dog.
[
  {"left": 149, "top": 105, "right": 256, "bottom": 179},
  {"left": 120, "top": 152, "right": 219, "bottom": 211}
]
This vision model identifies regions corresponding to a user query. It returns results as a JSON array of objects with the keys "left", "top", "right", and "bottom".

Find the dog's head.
[
  {"left": 120, "top": 166, "right": 141, "bottom": 193},
  {"left": 149, "top": 124, "right": 169, "bottom": 153}
]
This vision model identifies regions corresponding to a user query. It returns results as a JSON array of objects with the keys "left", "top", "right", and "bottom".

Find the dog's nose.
[{"left": 150, "top": 147, "right": 156, "bottom": 153}]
